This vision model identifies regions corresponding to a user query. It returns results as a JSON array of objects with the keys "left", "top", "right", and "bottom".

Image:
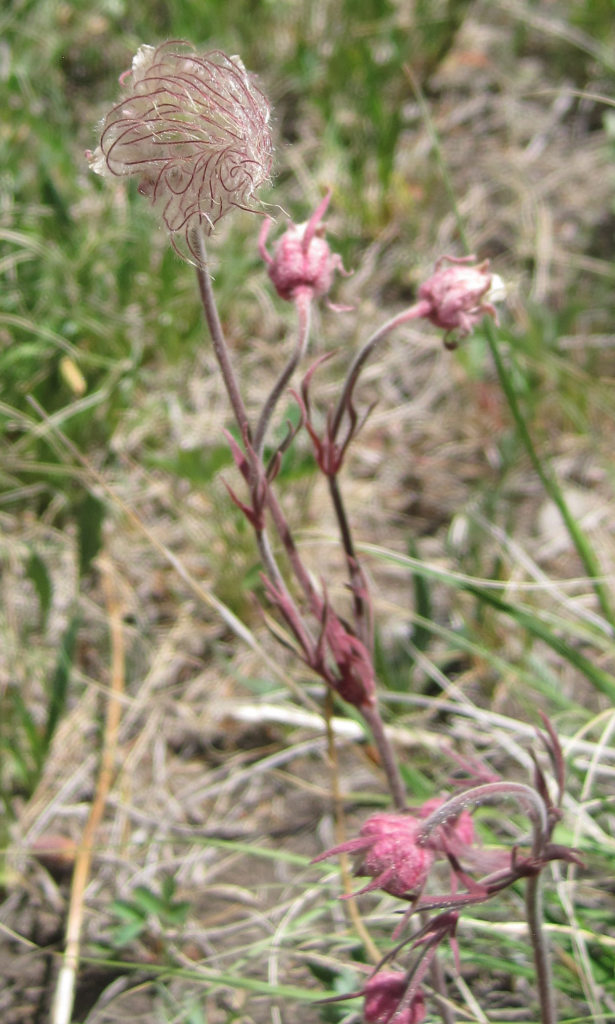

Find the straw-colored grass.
[{"left": 1, "top": 1, "right": 614, "bottom": 1022}]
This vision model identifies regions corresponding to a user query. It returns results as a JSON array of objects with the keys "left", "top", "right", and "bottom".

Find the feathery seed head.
[{"left": 87, "top": 41, "right": 273, "bottom": 263}]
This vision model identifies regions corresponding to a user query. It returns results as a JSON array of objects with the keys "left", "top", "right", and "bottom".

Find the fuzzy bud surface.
[
  {"left": 259, "top": 190, "right": 348, "bottom": 304},
  {"left": 314, "top": 812, "right": 434, "bottom": 898},
  {"left": 324, "top": 612, "right": 378, "bottom": 709},
  {"left": 363, "top": 972, "right": 426, "bottom": 1024},
  {"left": 418, "top": 255, "right": 498, "bottom": 342}
]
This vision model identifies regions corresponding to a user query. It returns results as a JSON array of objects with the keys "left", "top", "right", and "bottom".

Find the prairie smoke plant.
[
  {"left": 74, "top": 19, "right": 580, "bottom": 1022},
  {"left": 87, "top": 41, "right": 272, "bottom": 262}
]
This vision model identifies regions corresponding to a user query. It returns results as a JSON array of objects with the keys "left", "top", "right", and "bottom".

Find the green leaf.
[
  {"left": 162, "top": 901, "right": 190, "bottom": 927},
  {"left": 110, "top": 899, "right": 148, "bottom": 923},
  {"left": 131, "top": 885, "right": 169, "bottom": 917},
  {"left": 25, "top": 550, "right": 53, "bottom": 629},
  {"left": 463, "top": 584, "right": 615, "bottom": 702},
  {"left": 107, "top": 920, "right": 147, "bottom": 948},
  {"left": 399, "top": 764, "right": 434, "bottom": 801},
  {"left": 76, "top": 492, "right": 105, "bottom": 576},
  {"left": 407, "top": 536, "right": 432, "bottom": 655},
  {"left": 11, "top": 687, "right": 44, "bottom": 777},
  {"left": 43, "top": 614, "right": 79, "bottom": 752},
  {"left": 146, "top": 444, "right": 232, "bottom": 484}
]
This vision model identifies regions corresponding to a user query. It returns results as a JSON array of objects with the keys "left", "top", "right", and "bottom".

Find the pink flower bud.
[
  {"left": 358, "top": 814, "right": 434, "bottom": 896},
  {"left": 324, "top": 612, "right": 377, "bottom": 709},
  {"left": 418, "top": 255, "right": 498, "bottom": 345},
  {"left": 364, "top": 972, "right": 426, "bottom": 1024},
  {"left": 87, "top": 41, "right": 272, "bottom": 263},
  {"left": 259, "top": 190, "right": 349, "bottom": 304},
  {"left": 313, "top": 812, "right": 434, "bottom": 898}
]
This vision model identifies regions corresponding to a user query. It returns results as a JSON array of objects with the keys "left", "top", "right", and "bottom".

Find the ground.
[{"left": 1, "top": 2, "right": 615, "bottom": 1022}]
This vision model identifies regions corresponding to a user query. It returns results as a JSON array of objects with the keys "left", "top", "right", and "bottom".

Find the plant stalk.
[
  {"left": 526, "top": 874, "right": 557, "bottom": 1024},
  {"left": 193, "top": 231, "right": 252, "bottom": 443},
  {"left": 362, "top": 702, "right": 406, "bottom": 811},
  {"left": 484, "top": 322, "right": 614, "bottom": 629},
  {"left": 327, "top": 473, "right": 372, "bottom": 650},
  {"left": 331, "top": 303, "right": 429, "bottom": 442},
  {"left": 254, "top": 290, "right": 312, "bottom": 457}
]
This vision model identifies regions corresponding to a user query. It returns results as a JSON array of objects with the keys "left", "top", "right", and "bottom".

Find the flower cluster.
[
  {"left": 313, "top": 741, "right": 580, "bottom": 1021},
  {"left": 313, "top": 800, "right": 474, "bottom": 899},
  {"left": 87, "top": 41, "right": 272, "bottom": 262}
]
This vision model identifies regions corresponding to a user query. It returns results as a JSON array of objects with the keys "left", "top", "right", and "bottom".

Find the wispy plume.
[{"left": 87, "top": 41, "right": 273, "bottom": 262}]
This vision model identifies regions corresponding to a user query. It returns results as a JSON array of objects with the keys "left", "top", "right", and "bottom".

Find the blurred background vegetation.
[{"left": 1, "top": 1, "right": 615, "bottom": 1022}]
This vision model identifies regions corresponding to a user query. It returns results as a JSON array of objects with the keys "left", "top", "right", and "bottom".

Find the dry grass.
[{"left": 2, "top": 1, "right": 615, "bottom": 1022}]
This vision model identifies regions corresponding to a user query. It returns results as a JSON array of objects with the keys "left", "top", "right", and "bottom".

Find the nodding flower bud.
[
  {"left": 313, "top": 812, "right": 434, "bottom": 898},
  {"left": 259, "top": 190, "right": 349, "bottom": 305},
  {"left": 324, "top": 612, "right": 378, "bottom": 710},
  {"left": 417, "top": 255, "right": 499, "bottom": 346},
  {"left": 87, "top": 41, "right": 272, "bottom": 263},
  {"left": 363, "top": 972, "right": 426, "bottom": 1024}
]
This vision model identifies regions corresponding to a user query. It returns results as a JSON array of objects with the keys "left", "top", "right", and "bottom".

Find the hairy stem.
[
  {"left": 421, "top": 779, "right": 556, "bottom": 1022},
  {"left": 526, "top": 874, "right": 557, "bottom": 1024},
  {"left": 254, "top": 291, "right": 312, "bottom": 458},
  {"left": 256, "top": 528, "right": 315, "bottom": 655},
  {"left": 193, "top": 230, "right": 252, "bottom": 443},
  {"left": 331, "top": 302, "right": 429, "bottom": 441},
  {"left": 419, "top": 780, "right": 549, "bottom": 851},
  {"left": 327, "top": 473, "right": 372, "bottom": 650},
  {"left": 362, "top": 702, "right": 406, "bottom": 811},
  {"left": 194, "top": 230, "right": 316, "bottom": 658},
  {"left": 194, "top": 228, "right": 406, "bottom": 843}
]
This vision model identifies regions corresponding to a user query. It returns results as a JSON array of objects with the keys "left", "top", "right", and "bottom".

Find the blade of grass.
[
  {"left": 461, "top": 584, "right": 615, "bottom": 703},
  {"left": 360, "top": 543, "right": 615, "bottom": 702},
  {"left": 43, "top": 613, "right": 79, "bottom": 754},
  {"left": 77, "top": 954, "right": 339, "bottom": 1002},
  {"left": 483, "top": 317, "right": 615, "bottom": 630}
]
